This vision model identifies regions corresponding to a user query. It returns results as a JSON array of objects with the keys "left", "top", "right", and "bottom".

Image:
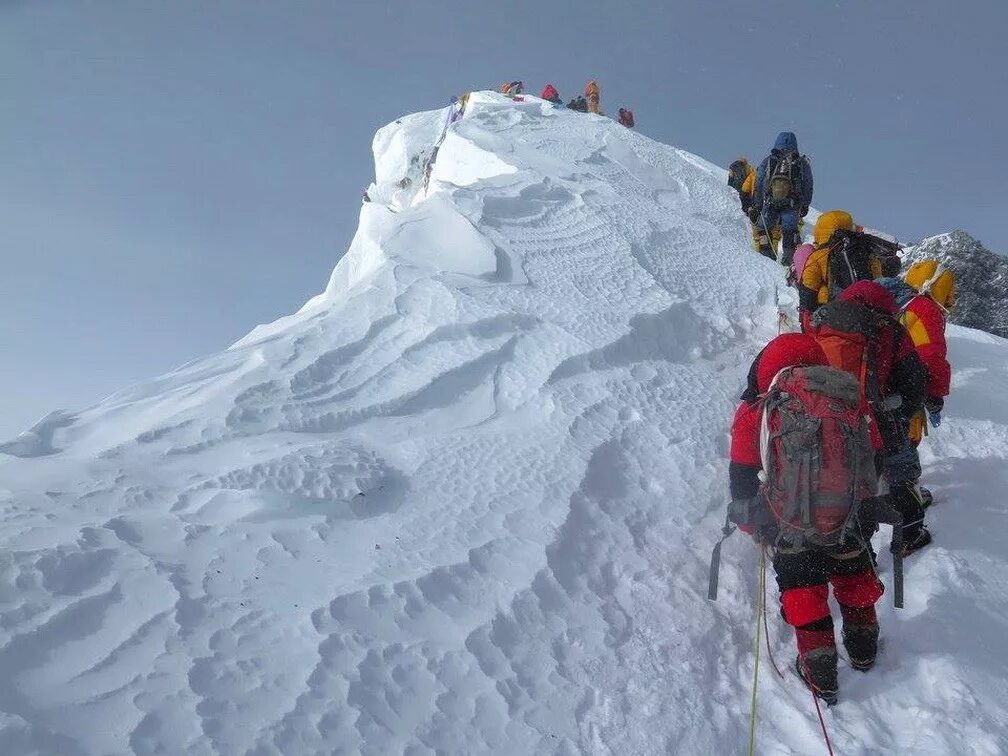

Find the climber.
[
  {"left": 500, "top": 81, "right": 524, "bottom": 96},
  {"left": 728, "top": 333, "right": 885, "bottom": 705},
  {"left": 787, "top": 243, "right": 816, "bottom": 288},
  {"left": 618, "top": 108, "right": 635, "bottom": 128},
  {"left": 728, "top": 159, "right": 755, "bottom": 214},
  {"left": 810, "top": 280, "right": 928, "bottom": 558},
  {"left": 875, "top": 259, "right": 955, "bottom": 554},
  {"left": 567, "top": 96, "right": 589, "bottom": 113},
  {"left": 798, "top": 210, "right": 884, "bottom": 330},
  {"left": 541, "top": 83, "right": 562, "bottom": 105},
  {"left": 728, "top": 158, "right": 776, "bottom": 255},
  {"left": 751, "top": 132, "right": 813, "bottom": 265},
  {"left": 585, "top": 80, "right": 601, "bottom": 114}
]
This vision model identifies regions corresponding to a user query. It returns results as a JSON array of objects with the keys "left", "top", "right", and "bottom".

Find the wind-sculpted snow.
[{"left": 2, "top": 91, "right": 1008, "bottom": 754}]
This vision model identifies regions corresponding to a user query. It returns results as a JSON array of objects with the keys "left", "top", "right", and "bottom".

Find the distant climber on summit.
[
  {"left": 500, "top": 81, "right": 524, "bottom": 96},
  {"left": 541, "top": 83, "right": 562, "bottom": 105},
  {"left": 585, "top": 80, "right": 601, "bottom": 114},
  {"left": 618, "top": 108, "right": 635, "bottom": 128},
  {"left": 751, "top": 132, "right": 814, "bottom": 266},
  {"left": 567, "top": 96, "right": 589, "bottom": 113}
]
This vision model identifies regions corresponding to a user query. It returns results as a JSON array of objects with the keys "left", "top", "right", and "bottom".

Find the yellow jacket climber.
[{"left": 798, "top": 210, "right": 882, "bottom": 320}]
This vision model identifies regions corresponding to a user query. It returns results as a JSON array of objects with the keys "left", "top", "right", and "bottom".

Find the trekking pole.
[
  {"left": 707, "top": 514, "right": 736, "bottom": 601},
  {"left": 891, "top": 512, "right": 905, "bottom": 609},
  {"left": 864, "top": 496, "right": 905, "bottom": 609}
]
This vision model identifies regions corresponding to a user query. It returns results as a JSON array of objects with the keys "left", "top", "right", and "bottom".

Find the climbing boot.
[
  {"left": 795, "top": 623, "right": 838, "bottom": 705},
  {"left": 757, "top": 236, "right": 777, "bottom": 260},
  {"left": 898, "top": 526, "right": 933, "bottom": 557},
  {"left": 795, "top": 651, "right": 839, "bottom": 706},
  {"left": 889, "top": 485, "right": 928, "bottom": 555},
  {"left": 843, "top": 625, "right": 879, "bottom": 671}
]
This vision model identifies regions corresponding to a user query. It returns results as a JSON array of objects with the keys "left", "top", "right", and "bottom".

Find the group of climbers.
[
  {"left": 500, "top": 79, "right": 635, "bottom": 127},
  {"left": 721, "top": 134, "right": 957, "bottom": 707}
]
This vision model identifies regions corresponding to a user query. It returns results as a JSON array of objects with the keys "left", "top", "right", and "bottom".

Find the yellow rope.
[{"left": 748, "top": 549, "right": 766, "bottom": 756}]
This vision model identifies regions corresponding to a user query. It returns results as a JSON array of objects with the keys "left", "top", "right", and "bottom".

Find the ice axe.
[{"left": 861, "top": 495, "right": 905, "bottom": 608}]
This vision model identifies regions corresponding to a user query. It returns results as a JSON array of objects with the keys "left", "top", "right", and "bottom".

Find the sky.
[{"left": 1, "top": 0, "right": 1004, "bottom": 438}]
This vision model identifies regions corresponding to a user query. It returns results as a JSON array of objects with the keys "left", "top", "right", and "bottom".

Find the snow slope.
[{"left": 2, "top": 91, "right": 1008, "bottom": 755}]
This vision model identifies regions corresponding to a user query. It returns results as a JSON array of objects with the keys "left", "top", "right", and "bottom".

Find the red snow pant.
[{"left": 774, "top": 544, "right": 883, "bottom": 655}]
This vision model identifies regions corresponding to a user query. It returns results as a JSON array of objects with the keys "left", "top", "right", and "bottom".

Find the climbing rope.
[
  {"left": 747, "top": 548, "right": 764, "bottom": 756},
  {"left": 760, "top": 546, "right": 784, "bottom": 680},
  {"left": 805, "top": 668, "right": 837, "bottom": 756}
]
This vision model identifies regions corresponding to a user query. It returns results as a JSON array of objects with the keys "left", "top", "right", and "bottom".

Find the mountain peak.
[{"left": 904, "top": 228, "right": 1008, "bottom": 338}]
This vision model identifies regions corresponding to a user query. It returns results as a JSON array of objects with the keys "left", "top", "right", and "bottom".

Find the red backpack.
[
  {"left": 759, "top": 365, "right": 877, "bottom": 547},
  {"left": 811, "top": 299, "right": 906, "bottom": 452},
  {"left": 541, "top": 84, "right": 560, "bottom": 102}
]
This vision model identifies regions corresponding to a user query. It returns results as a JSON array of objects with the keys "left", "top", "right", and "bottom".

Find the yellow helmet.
[
  {"left": 905, "top": 259, "right": 956, "bottom": 309},
  {"left": 813, "top": 210, "right": 855, "bottom": 247}
]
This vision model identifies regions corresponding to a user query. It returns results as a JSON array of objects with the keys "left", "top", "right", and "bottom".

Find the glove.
[
  {"left": 800, "top": 206, "right": 810, "bottom": 218},
  {"left": 925, "top": 396, "right": 944, "bottom": 427}
]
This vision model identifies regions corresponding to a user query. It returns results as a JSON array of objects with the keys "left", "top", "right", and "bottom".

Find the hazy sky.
[{"left": 1, "top": 0, "right": 1004, "bottom": 438}]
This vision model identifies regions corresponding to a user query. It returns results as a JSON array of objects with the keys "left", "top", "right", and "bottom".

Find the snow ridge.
[{"left": 1, "top": 92, "right": 1007, "bottom": 755}]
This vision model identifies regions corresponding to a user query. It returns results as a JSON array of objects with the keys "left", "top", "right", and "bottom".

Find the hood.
[
  {"left": 838, "top": 280, "right": 898, "bottom": 315},
  {"left": 773, "top": 131, "right": 798, "bottom": 153},
  {"left": 875, "top": 276, "right": 916, "bottom": 308},
  {"left": 814, "top": 210, "right": 855, "bottom": 246},
  {"left": 741, "top": 333, "right": 829, "bottom": 399}
]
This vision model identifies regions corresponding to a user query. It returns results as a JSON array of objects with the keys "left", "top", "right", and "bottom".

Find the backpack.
[
  {"left": 825, "top": 229, "right": 879, "bottom": 299},
  {"left": 811, "top": 300, "right": 907, "bottom": 452},
  {"left": 541, "top": 84, "right": 560, "bottom": 102},
  {"left": 766, "top": 151, "right": 802, "bottom": 205},
  {"left": 728, "top": 160, "right": 749, "bottom": 192},
  {"left": 759, "top": 365, "right": 877, "bottom": 548},
  {"left": 810, "top": 300, "right": 882, "bottom": 400}
]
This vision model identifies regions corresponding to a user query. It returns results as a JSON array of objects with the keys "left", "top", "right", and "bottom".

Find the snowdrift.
[{"left": 2, "top": 91, "right": 1008, "bottom": 755}]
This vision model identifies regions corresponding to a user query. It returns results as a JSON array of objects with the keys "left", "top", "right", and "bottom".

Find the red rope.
[{"left": 802, "top": 664, "right": 836, "bottom": 756}]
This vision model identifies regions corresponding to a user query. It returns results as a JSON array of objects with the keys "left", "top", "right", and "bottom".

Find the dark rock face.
[{"left": 902, "top": 230, "right": 1008, "bottom": 339}]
